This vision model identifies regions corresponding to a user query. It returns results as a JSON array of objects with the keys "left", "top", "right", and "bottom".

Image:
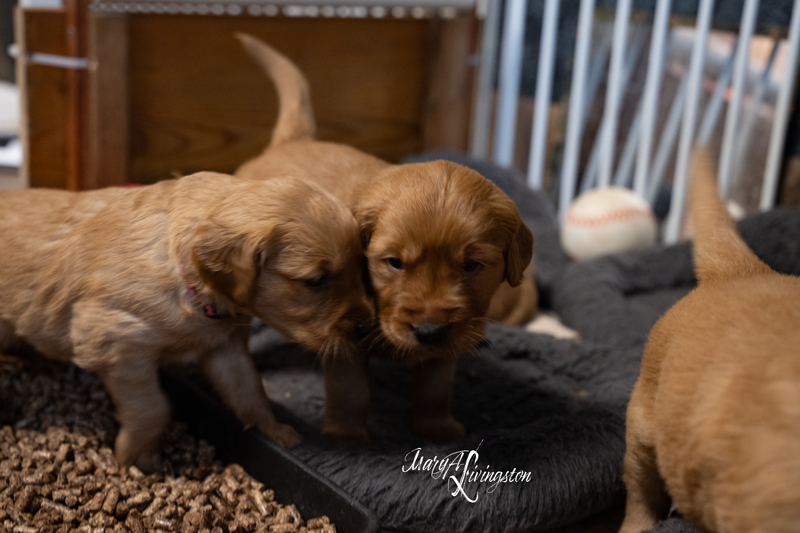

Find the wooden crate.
[{"left": 18, "top": 7, "right": 477, "bottom": 190}]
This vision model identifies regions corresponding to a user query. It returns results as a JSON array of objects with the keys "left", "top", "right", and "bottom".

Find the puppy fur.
[
  {"left": 619, "top": 149, "right": 800, "bottom": 533},
  {"left": 0, "top": 173, "right": 374, "bottom": 469},
  {"left": 486, "top": 264, "right": 538, "bottom": 327},
  {"left": 235, "top": 34, "right": 534, "bottom": 445}
]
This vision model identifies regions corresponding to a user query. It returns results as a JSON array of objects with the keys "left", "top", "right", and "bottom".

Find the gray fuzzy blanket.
[{"left": 251, "top": 152, "right": 800, "bottom": 533}]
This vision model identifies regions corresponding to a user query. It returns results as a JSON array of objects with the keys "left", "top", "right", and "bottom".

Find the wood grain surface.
[
  {"left": 16, "top": 7, "right": 69, "bottom": 190},
  {"left": 127, "top": 15, "right": 434, "bottom": 183}
]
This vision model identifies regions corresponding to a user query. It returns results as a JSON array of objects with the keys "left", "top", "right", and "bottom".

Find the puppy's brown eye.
[
  {"left": 386, "top": 257, "right": 403, "bottom": 270},
  {"left": 305, "top": 275, "right": 328, "bottom": 290},
  {"left": 463, "top": 260, "right": 482, "bottom": 273}
]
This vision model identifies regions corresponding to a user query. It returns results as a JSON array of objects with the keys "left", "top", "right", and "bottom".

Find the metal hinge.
[{"left": 7, "top": 44, "right": 90, "bottom": 70}]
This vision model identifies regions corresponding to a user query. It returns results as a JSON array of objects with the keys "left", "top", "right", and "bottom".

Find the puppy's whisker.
[
  {"left": 365, "top": 331, "right": 384, "bottom": 352},
  {"left": 474, "top": 338, "right": 499, "bottom": 359},
  {"left": 317, "top": 338, "right": 333, "bottom": 365},
  {"left": 461, "top": 344, "right": 482, "bottom": 361}
]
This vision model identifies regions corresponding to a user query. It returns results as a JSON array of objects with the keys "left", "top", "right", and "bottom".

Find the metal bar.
[
  {"left": 731, "top": 40, "right": 779, "bottom": 195},
  {"left": 7, "top": 44, "right": 91, "bottom": 69},
  {"left": 649, "top": 52, "right": 733, "bottom": 200},
  {"left": 664, "top": 0, "right": 715, "bottom": 243},
  {"left": 647, "top": 71, "right": 690, "bottom": 203},
  {"left": 597, "top": 0, "right": 633, "bottom": 188},
  {"left": 492, "top": 0, "right": 527, "bottom": 167},
  {"left": 633, "top": 0, "right": 672, "bottom": 197},
  {"left": 581, "top": 22, "right": 612, "bottom": 129},
  {"left": 761, "top": 1, "right": 800, "bottom": 211},
  {"left": 470, "top": 0, "right": 502, "bottom": 159},
  {"left": 613, "top": 104, "right": 642, "bottom": 187},
  {"left": 558, "top": 0, "right": 596, "bottom": 218},
  {"left": 718, "top": 0, "right": 760, "bottom": 196},
  {"left": 696, "top": 48, "right": 736, "bottom": 145},
  {"left": 581, "top": 25, "right": 648, "bottom": 192},
  {"left": 527, "top": 0, "right": 560, "bottom": 190}
]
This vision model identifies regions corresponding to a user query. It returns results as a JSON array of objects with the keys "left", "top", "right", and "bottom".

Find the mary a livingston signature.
[{"left": 401, "top": 441, "right": 532, "bottom": 503}]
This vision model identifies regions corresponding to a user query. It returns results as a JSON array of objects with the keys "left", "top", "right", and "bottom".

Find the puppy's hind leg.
[
  {"left": 619, "top": 386, "right": 670, "bottom": 533},
  {"left": 201, "top": 330, "right": 300, "bottom": 450}
]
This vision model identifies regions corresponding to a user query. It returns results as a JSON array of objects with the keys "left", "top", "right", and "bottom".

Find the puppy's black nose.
[
  {"left": 355, "top": 321, "right": 376, "bottom": 340},
  {"left": 413, "top": 324, "right": 450, "bottom": 345}
]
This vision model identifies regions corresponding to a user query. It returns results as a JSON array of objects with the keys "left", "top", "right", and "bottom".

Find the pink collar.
[{"left": 186, "top": 285, "right": 230, "bottom": 320}]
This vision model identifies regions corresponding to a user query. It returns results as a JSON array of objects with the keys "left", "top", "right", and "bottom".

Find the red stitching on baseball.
[{"left": 565, "top": 207, "right": 655, "bottom": 228}]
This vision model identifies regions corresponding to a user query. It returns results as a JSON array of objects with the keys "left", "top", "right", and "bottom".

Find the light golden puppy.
[
  {"left": 0, "top": 172, "right": 374, "bottom": 469},
  {"left": 235, "top": 35, "right": 533, "bottom": 445},
  {"left": 619, "top": 149, "right": 800, "bottom": 533}
]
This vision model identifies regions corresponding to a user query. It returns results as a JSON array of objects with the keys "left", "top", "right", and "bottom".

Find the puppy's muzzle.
[{"left": 411, "top": 323, "right": 451, "bottom": 346}]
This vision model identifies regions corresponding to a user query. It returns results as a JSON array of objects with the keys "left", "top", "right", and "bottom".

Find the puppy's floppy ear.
[
  {"left": 504, "top": 221, "right": 533, "bottom": 287},
  {"left": 354, "top": 193, "right": 380, "bottom": 248},
  {"left": 192, "top": 221, "right": 274, "bottom": 307}
]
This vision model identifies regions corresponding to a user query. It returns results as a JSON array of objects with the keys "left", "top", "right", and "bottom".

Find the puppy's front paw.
[
  {"left": 115, "top": 429, "right": 161, "bottom": 473},
  {"left": 412, "top": 416, "right": 466, "bottom": 443},
  {"left": 321, "top": 423, "right": 371, "bottom": 447},
  {"left": 261, "top": 422, "right": 301, "bottom": 450},
  {"left": 134, "top": 451, "right": 162, "bottom": 474}
]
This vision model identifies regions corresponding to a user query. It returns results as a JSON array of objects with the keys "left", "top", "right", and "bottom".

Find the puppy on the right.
[{"left": 619, "top": 148, "right": 800, "bottom": 533}]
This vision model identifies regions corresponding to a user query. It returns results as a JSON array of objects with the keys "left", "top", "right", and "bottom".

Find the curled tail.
[
  {"left": 691, "top": 146, "right": 772, "bottom": 284},
  {"left": 235, "top": 33, "right": 316, "bottom": 147}
]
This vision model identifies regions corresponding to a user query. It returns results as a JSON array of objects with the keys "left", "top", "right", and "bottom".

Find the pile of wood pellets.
[{"left": 0, "top": 354, "right": 336, "bottom": 533}]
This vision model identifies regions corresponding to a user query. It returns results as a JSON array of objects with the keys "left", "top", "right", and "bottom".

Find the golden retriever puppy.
[
  {"left": 619, "top": 149, "right": 800, "bottom": 533},
  {"left": 235, "top": 35, "right": 533, "bottom": 445},
  {"left": 0, "top": 172, "right": 374, "bottom": 470}
]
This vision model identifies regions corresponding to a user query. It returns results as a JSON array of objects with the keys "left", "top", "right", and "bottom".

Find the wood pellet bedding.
[{"left": 0, "top": 354, "right": 336, "bottom": 533}]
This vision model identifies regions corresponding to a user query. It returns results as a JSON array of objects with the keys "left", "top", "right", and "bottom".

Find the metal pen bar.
[
  {"left": 664, "top": 0, "right": 715, "bottom": 244},
  {"left": 647, "top": 69, "right": 689, "bottom": 203},
  {"left": 493, "top": 0, "right": 528, "bottom": 167},
  {"left": 597, "top": 0, "right": 633, "bottom": 188},
  {"left": 558, "top": 0, "right": 596, "bottom": 218},
  {"left": 613, "top": 104, "right": 642, "bottom": 187},
  {"left": 527, "top": 0, "right": 560, "bottom": 190},
  {"left": 730, "top": 40, "right": 779, "bottom": 195},
  {"left": 696, "top": 48, "right": 736, "bottom": 145},
  {"left": 581, "top": 22, "right": 612, "bottom": 129},
  {"left": 718, "top": 0, "right": 760, "bottom": 196},
  {"left": 761, "top": 0, "right": 800, "bottom": 211},
  {"left": 648, "top": 52, "right": 730, "bottom": 202},
  {"left": 634, "top": 0, "right": 672, "bottom": 197},
  {"left": 581, "top": 25, "right": 648, "bottom": 193},
  {"left": 470, "top": 0, "right": 502, "bottom": 159}
]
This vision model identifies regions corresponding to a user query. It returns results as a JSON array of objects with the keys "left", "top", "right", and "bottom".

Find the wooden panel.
[
  {"left": 127, "top": 15, "right": 430, "bottom": 183},
  {"left": 86, "top": 12, "right": 129, "bottom": 189},
  {"left": 64, "top": 0, "right": 88, "bottom": 190},
  {"left": 421, "top": 12, "right": 476, "bottom": 152},
  {"left": 16, "top": 7, "right": 69, "bottom": 190}
]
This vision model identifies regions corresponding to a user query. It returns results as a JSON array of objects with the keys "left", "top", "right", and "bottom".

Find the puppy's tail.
[
  {"left": 236, "top": 33, "right": 316, "bottom": 147},
  {"left": 691, "top": 146, "right": 772, "bottom": 284}
]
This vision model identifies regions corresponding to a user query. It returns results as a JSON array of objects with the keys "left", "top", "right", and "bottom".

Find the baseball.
[{"left": 561, "top": 186, "right": 658, "bottom": 261}]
